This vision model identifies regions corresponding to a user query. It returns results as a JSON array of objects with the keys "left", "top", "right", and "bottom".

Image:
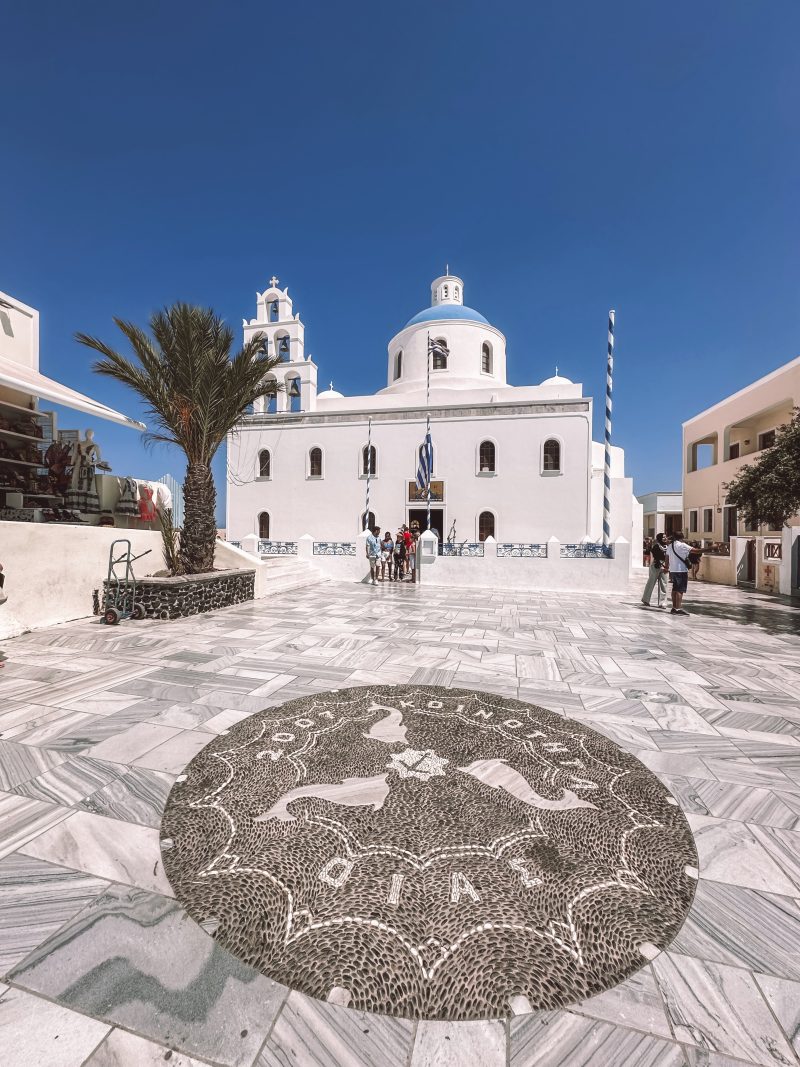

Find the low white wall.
[
  {"left": 239, "top": 533, "right": 633, "bottom": 593},
  {"left": 0, "top": 521, "right": 165, "bottom": 639}
]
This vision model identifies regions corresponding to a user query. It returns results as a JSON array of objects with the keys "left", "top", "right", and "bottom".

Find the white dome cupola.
[
  {"left": 430, "top": 270, "right": 464, "bottom": 307},
  {"left": 381, "top": 271, "right": 507, "bottom": 395}
]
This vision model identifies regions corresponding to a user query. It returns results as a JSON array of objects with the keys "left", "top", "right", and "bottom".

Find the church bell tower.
[{"left": 243, "top": 277, "right": 317, "bottom": 413}]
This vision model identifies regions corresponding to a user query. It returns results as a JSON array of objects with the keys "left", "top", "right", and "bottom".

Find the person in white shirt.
[{"left": 666, "top": 531, "right": 692, "bottom": 616}]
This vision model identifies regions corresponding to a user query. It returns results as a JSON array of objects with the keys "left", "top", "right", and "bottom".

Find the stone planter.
[{"left": 103, "top": 568, "right": 255, "bottom": 621}]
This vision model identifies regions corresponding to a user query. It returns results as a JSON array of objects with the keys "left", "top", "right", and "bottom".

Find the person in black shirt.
[{"left": 641, "top": 532, "right": 668, "bottom": 607}]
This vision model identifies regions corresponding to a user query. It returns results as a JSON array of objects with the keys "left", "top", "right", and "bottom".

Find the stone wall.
[{"left": 104, "top": 569, "right": 255, "bottom": 621}]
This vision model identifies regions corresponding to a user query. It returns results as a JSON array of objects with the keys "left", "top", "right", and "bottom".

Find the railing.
[
  {"left": 258, "top": 540, "right": 298, "bottom": 555},
  {"left": 313, "top": 541, "right": 356, "bottom": 556},
  {"left": 226, "top": 539, "right": 241, "bottom": 549},
  {"left": 440, "top": 542, "right": 484, "bottom": 557},
  {"left": 703, "top": 542, "right": 731, "bottom": 557},
  {"left": 561, "top": 543, "right": 612, "bottom": 559},
  {"left": 496, "top": 543, "right": 547, "bottom": 558}
]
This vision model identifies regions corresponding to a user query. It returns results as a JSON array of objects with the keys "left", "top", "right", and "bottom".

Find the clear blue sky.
[{"left": 3, "top": 1, "right": 799, "bottom": 523}]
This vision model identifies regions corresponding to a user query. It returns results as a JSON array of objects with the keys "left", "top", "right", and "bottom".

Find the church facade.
[{"left": 226, "top": 273, "right": 641, "bottom": 557}]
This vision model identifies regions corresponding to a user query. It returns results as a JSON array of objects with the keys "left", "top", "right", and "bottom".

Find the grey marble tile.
[
  {"left": 87, "top": 721, "right": 182, "bottom": 764},
  {"left": 9, "top": 754, "right": 124, "bottom": 805},
  {"left": 0, "top": 737, "right": 69, "bottom": 790},
  {"left": 670, "top": 880, "right": 800, "bottom": 980},
  {"left": 19, "top": 809, "right": 174, "bottom": 895},
  {"left": 132, "top": 728, "right": 211, "bottom": 773},
  {"left": 411, "top": 1019, "right": 506, "bottom": 1066},
  {"left": 571, "top": 967, "right": 672, "bottom": 1038},
  {"left": 753, "top": 974, "right": 800, "bottom": 1059},
  {"left": 83, "top": 1028, "right": 215, "bottom": 1066},
  {"left": 663, "top": 777, "right": 800, "bottom": 828},
  {"left": 652, "top": 952, "right": 795, "bottom": 1065},
  {"left": 748, "top": 825, "right": 800, "bottom": 892},
  {"left": 687, "top": 812, "right": 798, "bottom": 895},
  {"left": 0, "top": 852, "right": 108, "bottom": 974},
  {"left": 256, "top": 990, "right": 414, "bottom": 1067},
  {"left": 0, "top": 984, "right": 110, "bottom": 1067},
  {"left": 10, "top": 883, "right": 287, "bottom": 1067},
  {"left": 78, "top": 765, "right": 175, "bottom": 828},
  {"left": 509, "top": 1011, "right": 686, "bottom": 1066},
  {"left": 702, "top": 757, "right": 799, "bottom": 792},
  {"left": 0, "top": 790, "right": 72, "bottom": 860}
]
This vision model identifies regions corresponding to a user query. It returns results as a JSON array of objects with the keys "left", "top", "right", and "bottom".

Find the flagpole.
[
  {"left": 602, "top": 310, "right": 615, "bottom": 556},
  {"left": 364, "top": 416, "right": 372, "bottom": 531},
  {"left": 426, "top": 333, "right": 431, "bottom": 532}
]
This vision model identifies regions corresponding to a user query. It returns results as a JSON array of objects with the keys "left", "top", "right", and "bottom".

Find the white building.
[
  {"left": 637, "top": 491, "right": 683, "bottom": 539},
  {"left": 226, "top": 273, "right": 642, "bottom": 560}
]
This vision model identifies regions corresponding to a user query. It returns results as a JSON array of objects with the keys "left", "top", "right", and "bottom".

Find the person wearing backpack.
[{"left": 666, "top": 531, "right": 693, "bottom": 616}]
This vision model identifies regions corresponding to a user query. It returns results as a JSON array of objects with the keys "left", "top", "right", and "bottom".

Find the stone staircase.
[{"left": 257, "top": 554, "right": 325, "bottom": 595}]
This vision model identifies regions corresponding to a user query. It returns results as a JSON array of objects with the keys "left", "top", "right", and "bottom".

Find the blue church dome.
[{"left": 405, "top": 304, "right": 490, "bottom": 328}]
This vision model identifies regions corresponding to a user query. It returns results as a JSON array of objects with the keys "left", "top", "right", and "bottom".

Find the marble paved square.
[{"left": 1, "top": 578, "right": 799, "bottom": 1065}]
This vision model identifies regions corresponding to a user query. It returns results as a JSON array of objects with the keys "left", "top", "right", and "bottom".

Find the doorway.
[{"left": 408, "top": 508, "right": 444, "bottom": 541}]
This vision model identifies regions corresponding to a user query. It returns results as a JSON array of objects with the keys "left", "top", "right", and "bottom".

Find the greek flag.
[
  {"left": 428, "top": 336, "right": 449, "bottom": 363},
  {"left": 416, "top": 427, "right": 433, "bottom": 491}
]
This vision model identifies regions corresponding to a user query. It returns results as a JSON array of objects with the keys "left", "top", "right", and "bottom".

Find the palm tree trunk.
[{"left": 181, "top": 462, "right": 217, "bottom": 574}]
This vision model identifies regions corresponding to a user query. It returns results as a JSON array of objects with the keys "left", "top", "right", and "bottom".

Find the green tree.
[
  {"left": 77, "top": 303, "right": 281, "bottom": 574},
  {"left": 725, "top": 407, "right": 800, "bottom": 530}
]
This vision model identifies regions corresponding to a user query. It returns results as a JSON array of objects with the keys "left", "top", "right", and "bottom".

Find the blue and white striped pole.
[
  {"left": 364, "top": 417, "right": 372, "bottom": 529},
  {"left": 602, "top": 310, "right": 615, "bottom": 555},
  {"left": 426, "top": 334, "right": 432, "bottom": 533}
]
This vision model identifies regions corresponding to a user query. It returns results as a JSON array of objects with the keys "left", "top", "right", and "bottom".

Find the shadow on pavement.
[{"left": 684, "top": 596, "right": 800, "bottom": 636}]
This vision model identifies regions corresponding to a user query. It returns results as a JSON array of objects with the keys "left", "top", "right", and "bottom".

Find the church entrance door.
[{"left": 408, "top": 507, "right": 444, "bottom": 542}]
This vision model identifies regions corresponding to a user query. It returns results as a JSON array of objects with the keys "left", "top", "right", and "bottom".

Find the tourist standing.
[
  {"left": 666, "top": 531, "right": 692, "bottom": 616},
  {"left": 365, "top": 526, "right": 381, "bottom": 584},
  {"left": 394, "top": 529, "right": 406, "bottom": 580},
  {"left": 380, "top": 531, "right": 394, "bottom": 581},
  {"left": 408, "top": 533, "right": 418, "bottom": 583},
  {"left": 641, "top": 533, "right": 668, "bottom": 607},
  {"left": 403, "top": 525, "right": 412, "bottom": 576}
]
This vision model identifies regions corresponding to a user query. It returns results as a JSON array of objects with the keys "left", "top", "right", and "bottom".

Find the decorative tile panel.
[
  {"left": 259, "top": 540, "right": 298, "bottom": 555},
  {"left": 313, "top": 542, "right": 357, "bottom": 556},
  {"left": 496, "top": 543, "right": 547, "bottom": 558},
  {"left": 440, "top": 543, "right": 484, "bottom": 557}
]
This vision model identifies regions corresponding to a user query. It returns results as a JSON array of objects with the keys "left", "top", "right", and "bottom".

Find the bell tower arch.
[{"left": 243, "top": 277, "right": 318, "bottom": 412}]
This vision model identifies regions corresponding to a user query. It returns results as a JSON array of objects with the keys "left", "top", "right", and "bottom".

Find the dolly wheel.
[
  {"left": 132, "top": 603, "right": 146, "bottom": 620},
  {"left": 104, "top": 606, "right": 121, "bottom": 626}
]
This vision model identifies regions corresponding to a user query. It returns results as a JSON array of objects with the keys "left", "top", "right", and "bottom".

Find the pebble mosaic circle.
[{"left": 160, "top": 685, "right": 697, "bottom": 1020}]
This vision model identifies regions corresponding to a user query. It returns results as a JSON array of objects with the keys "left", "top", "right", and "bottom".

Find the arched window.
[
  {"left": 394, "top": 350, "right": 403, "bottom": 380},
  {"left": 258, "top": 512, "right": 270, "bottom": 539},
  {"left": 443, "top": 284, "right": 449, "bottom": 299},
  {"left": 258, "top": 449, "right": 271, "bottom": 478},
  {"left": 543, "top": 438, "right": 561, "bottom": 472},
  {"left": 361, "top": 510, "right": 376, "bottom": 531},
  {"left": 454, "top": 285, "right": 460, "bottom": 300},
  {"left": 270, "top": 300, "right": 279, "bottom": 323},
  {"left": 309, "top": 447, "right": 323, "bottom": 478},
  {"left": 478, "top": 511, "right": 495, "bottom": 541},
  {"left": 362, "top": 444, "right": 377, "bottom": 476},
  {"left": 432, "top": 338, "right": 448, "bottom": 370},
  {"left": 479, "top": 440, "right": 496, "bottom": 473},
  {"left": 277, "top": 334, "right": 291, "bottom": 361},
  {"left": 481, "top": 342, "right": 493, "bottom": 375}
]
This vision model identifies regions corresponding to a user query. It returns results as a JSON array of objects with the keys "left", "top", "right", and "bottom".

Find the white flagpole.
[
  {"left": 426, "top": 333, "right": 431, "bottom": 533},
  {"left": 603, "top": 310, "right": 615, "bottom": 556},
  {"left": 364, "top": 416, "right": 372, "bottom": 530}
]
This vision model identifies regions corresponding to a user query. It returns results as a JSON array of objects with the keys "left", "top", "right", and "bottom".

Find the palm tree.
[{"left": 76, "top": 303, "right": 281, "bottom": 574}]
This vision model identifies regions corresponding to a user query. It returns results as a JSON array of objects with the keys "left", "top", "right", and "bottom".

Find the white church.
[{"left": 226, "top": 272, "right": 642, "bottom": 555}]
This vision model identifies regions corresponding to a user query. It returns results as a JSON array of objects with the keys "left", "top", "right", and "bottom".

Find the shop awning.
[{"left": 0, "top": 354, "right": 146, "bottom": 430}]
